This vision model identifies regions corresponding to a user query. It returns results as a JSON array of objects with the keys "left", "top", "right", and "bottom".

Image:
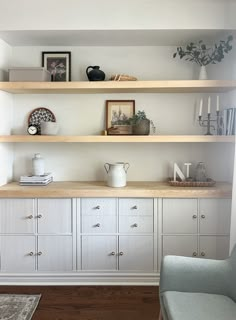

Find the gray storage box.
[{"left": 9, "top": 67, "right": 51, "bottom": 82}]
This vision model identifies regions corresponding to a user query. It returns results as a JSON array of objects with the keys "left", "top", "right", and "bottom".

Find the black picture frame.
[{"left": 42, "top": 51, "right": 71, "bottom": 81}]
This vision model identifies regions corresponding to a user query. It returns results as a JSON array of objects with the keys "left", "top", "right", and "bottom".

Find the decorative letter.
[
  {"left": 184, "top": 163, "right": 192, "bottom": 178},
  {"left": 174, "top": 163, "right": 185, "bottom": 181}
]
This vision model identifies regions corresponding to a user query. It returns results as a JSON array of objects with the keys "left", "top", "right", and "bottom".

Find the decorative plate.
[{"left": 28, "top": 107, "right": 56, "bottom": 134}]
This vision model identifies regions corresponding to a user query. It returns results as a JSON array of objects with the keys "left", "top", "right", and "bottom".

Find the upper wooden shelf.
[
  {"left": 0, "top": 135, "right": 234, "bottom": 143},
  {"left": 0, "top": 80, "right": 236, "bottom": 94}
]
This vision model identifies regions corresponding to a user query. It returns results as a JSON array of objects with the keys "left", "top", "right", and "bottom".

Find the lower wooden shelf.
[
  {"left": 0, "top": 135, "right": 235, "bottom": 143},
  {"left": 0, "top": 181, "right": 232, "bottom": 198}
]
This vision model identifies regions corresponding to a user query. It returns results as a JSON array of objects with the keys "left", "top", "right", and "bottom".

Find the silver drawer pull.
[
  {"left": 201, "top": 214, "right": 205, "bottom": 219},
  {"left": 192, "top": 252, "right": 197, "bottom": 257},
  {"left": 132, "top": 205, "right": 138, "bottom": 210},
  {"left": 132, "top": 223, "right": 138, "bottom": 227},
  {"left": 94, "top": 205, "right": 100, "bottom": 210},
  {"left": 29, "top": 252, "right": 34, "bottom": 256},
  {"left": 119, "top": 252, "right": 124, "bottom": 256},
  {"left": 37, "top": 214, "right": 42, "bottom": 219},
  {"left": 37, "top": 251, "right": 42, "bottom": 256},
  {"left": 192, "top": 215, "right": 197, "bottom": 219},
  {"left": 27, "top": 215, "right": 33, "bottom": 219},
  {"left": 94, "top": 223, "right": 100, "bottom": 227},
  {"left": 201, "top": 252, "right": 205, "bottom": 257},
  {"left": 110, "top": 252, "right": 115, "bottom": 256}
]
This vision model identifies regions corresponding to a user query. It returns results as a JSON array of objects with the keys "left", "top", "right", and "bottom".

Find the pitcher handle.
[
  {"left": 86, "top": 66, "right": 93, "bottom": 77},
  {"left": 124, "top": 162, "right": 130, "bottom": 173},
  {"left": 104, "top": 163, "right": 110, "bottom": 174}
]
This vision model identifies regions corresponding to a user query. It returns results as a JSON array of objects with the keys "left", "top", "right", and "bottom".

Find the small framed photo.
[
  {"left": 106, "top": 100, "right": 135, "bottom": 135},
  {"left": 42, "top": 51, "right": 71, "bottom": 81}
]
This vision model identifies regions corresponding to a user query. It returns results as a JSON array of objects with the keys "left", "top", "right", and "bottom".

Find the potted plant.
[
  {"left": 173, "top": 35, "right": 233, "bottom": 79},
  {"left": 129, "top": 110, "right": 152, "bottom": 135}
]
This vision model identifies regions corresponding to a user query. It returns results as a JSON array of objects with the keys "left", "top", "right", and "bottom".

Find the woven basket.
[{"left": 168, "top": 178, "right": 216, "bottom": 187}]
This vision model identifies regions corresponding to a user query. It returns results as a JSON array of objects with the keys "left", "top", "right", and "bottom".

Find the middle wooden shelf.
[{"left": 0, "top": 135, "right": 234, "bottom": 143}]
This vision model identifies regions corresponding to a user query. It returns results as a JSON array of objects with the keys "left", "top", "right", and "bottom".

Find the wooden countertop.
[{"left": 0, "top": 181, "right": 232, "bottom": 198}]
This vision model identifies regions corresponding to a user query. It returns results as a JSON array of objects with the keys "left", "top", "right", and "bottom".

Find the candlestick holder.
[{"left": 198, "top": 111, "right": 220, "bottom": 135}]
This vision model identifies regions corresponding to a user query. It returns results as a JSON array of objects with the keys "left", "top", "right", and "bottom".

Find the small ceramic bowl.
[{"left": 40, "top": 121, "right": 59, "bottom": 135}]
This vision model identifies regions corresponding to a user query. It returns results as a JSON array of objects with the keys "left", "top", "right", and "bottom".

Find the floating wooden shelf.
[
  {"left": 0, "top": 80, "right": 236, "bottom": 94},
  {"left": 0, "top": 135, "right": 234, "bottom": 143}
]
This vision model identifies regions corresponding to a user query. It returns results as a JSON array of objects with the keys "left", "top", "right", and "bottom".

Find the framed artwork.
[
  {"left": 106, "top": 100, "right": 135, "bottom": 135},
  {"left": 42, "top": 51, "right": 71, "bottom": 81}
]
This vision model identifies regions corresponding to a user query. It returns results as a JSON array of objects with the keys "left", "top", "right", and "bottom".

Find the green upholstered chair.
[{"left": 159, "top": 245, "right": 236, "bottom": 320}]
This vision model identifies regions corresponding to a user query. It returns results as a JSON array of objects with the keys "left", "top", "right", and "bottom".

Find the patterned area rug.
[{"left": 0, "top": 294, "right": 41, "bottom": 320}]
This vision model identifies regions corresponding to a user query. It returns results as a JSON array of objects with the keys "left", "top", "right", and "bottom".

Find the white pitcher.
[{"left": 104, "top": 162, "right": 130, "bottom": 188}]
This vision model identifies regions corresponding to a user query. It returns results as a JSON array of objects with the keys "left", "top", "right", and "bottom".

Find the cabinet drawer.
[
  {"left": 119, "top": 216, "right": 153, "bottom": 233},
  {"left": 81, "top": 198, "right": 116, "bottom": 215},
  {"left": 119, "top": 198, "right": 153, "bottom": 215},
  {"left": 162, "top": 199, "right": 198, "bottom": 234},
  {"left": 81, "top": 215, "right": 116, "bottom": 233},
  {"left": 0, "top": 199, "right": 35, "bottom": 234}
]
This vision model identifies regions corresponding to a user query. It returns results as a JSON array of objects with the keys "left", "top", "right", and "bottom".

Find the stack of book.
[
  {"left": 19, "top": 173, "right": 53, "bottom": 186},
  {"left": 221, "top": 107, "right": 236, "bottom": 135}
]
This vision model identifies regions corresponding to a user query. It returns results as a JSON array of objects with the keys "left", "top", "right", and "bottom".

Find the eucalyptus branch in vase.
[{"left": 173, "top": 35, "right": 233, "bottom": 79}]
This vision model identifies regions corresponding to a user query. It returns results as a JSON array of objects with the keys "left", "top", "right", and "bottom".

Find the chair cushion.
[{"left": 163, "top": 291, "right": 236, "bottom": 320}]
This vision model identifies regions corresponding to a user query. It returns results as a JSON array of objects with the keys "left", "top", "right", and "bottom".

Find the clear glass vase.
[{"left": 195, "top": 162, "right": 207, "bottom": 182}]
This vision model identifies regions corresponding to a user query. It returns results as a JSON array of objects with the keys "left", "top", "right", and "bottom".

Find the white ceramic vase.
[
  {"left": 104, "top": 162, "right": 130, "bottom": 188},
  {"left": 199, "top": 65, "right": 208, "bottom": 80}
]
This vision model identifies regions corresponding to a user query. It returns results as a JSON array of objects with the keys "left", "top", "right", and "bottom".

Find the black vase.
[
  {"left": 132, "top": 119, "right": 150, "bottom": 135},
  {"left": 86, "top": 66, "right": 106, "bottom": 81}
]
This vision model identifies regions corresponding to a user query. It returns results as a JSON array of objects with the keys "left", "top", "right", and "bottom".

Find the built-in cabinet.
[
  {"left": 80, "top": 198, "right": 154, "bottom": 271},
  {"left": 0, "top": 198, "right": 74, "bottom": 272},
  {"left": 0, "top": 196, "right": 231, "bottom": 284},
  {"left": 161, "top": 198, "right": 231, "bottom": 260}
]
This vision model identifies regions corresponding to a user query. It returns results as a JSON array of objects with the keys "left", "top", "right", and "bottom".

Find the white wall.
[
  {"left": 0, "top": 0, "right": 233, "bottom": 30},
  {"left": 10, "top": 45, "right": 234, "bottom": 182},
  {"left": 0, "top": 39, "right": 13, "bottom": 186}
]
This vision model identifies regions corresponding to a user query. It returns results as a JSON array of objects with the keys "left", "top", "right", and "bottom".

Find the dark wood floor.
[{"left": 0, "top": 286, "right": 160, "bottom": 320}]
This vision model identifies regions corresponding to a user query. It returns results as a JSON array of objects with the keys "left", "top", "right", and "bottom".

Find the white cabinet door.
[
  {"left": 199, "top": 236, "right": 230, "bottom": 260},
  {"left": 37, "top": 236, "right": 73, "bottom": 271},
  {"left": 81, "top": 198, "right": 116, "bottom": 215},
  {"left": 199, "top": 199, "right": 231, "bottom": 235},
  {"left": 162, "top": 199, "right": 198, "bottom": 234},
  {"left": 0, "top": 199, "right": 35, "bottom": 234},
  {"left": 81, "top": 236, "right": 117, "bottom": 270},
  {"left": 163, "top": 235, "right": 198, "bottom": 257},
  {"left": 0, "top": 235, "right": 36, "bottom": 272},
  {"left": 118, "top": 235, "right": 153, "bottom": 271},
  {"left": 82, "top": 215, "right": 116, "bottom": 233},
  {"left": 38, "top": 199, "right": 72, "bottom": 234}
]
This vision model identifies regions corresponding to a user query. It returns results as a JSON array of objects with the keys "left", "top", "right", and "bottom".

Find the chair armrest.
[{"left": 160, "top": 255, "right": 230, "bottom": 296}]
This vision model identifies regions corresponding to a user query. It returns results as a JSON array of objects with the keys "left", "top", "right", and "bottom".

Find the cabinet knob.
[
  {"left": 132, "top": 205, "right": 138, "bottom": 210},
  {"left": 192, "top": 214, "right": 197, "bottom": 219},
  {"left": 132, "top": 223, "right": 138, "bottom": 227},
  {"left": 37, "top": 214, "right": 42, "bottom": 219},
  {"left": 201, "top": 214, "right": 205, "bottom": 219},
  {"left": 29, "top": 252, "right": 34, "bottom": 256},
  {"left": 94, "top": 223, "right": 100, "bottom": 227},
  {"left": 95, "top": 205, "right": 100, "bottom": 210},
  {"left": 110, "top": 252, "right": 115, "bottom": 256},
  {"left": 192, "top": 252, "right": 197, "bottom": 257},
  {"left": 119, "top": 252, "right": 124, "bottom": 256},
  {"left": 37, "top": 251, "right": 42, "bottom": 256},
  {"left": 201, "top": 252, "right": 205, "bottom": 257},
  {"left": 27, "top": 215, "right": 33, "bottom": 219}
]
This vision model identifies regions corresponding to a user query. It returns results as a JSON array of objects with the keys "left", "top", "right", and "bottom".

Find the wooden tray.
[{"left": 168, "top": 178, "right": 216, "bottom": 187}]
